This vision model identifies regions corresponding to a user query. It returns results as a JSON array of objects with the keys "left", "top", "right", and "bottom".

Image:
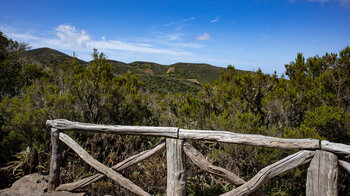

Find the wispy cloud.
[
  {"left": 307, "top": 0, "right": 328, "bottom": 3},
  {"left": 177, "top": 24, "right": 185, "bottom": 31},
  {"left": 140, "top": 32, "right": 202, "bottom": 48},
  {"left": 155, "top": 32, "right": 183, "bottom": 41},
  {"left": 1, "top": 25, "right": 192, "bottom": 56},
  {"left": 183, "top": 17, "right": 196, "bottom": 22},
  {"left": 210, "top": 16, "right": 220, "bottom": 23},
  {"left": 88, "top": 40, "right": 189, "bottom": 55},
  {"left": 261, "top": 35, "right": 271, "bottom": 41},
  {"left": 291, "top": 0, "right": 350, "bottom": 7},
  {"left": 196, "top": 33, "right": 211, "bottom": 41},
  {"left": 5, "top": 32, "right": 41, "bottom": 41},
  {"left": 171, "top": 42, "right": 202, "bottom": 48},
  {"left": 308, "top": 0, "right": 327, "bottom": 2},
  {"left": 339, "top": 0, "right": 350, "bottom": 7},
  {"left": 163, "top": 21, "right": 177, "bottom": 27},
  {"left": 163, "top": 17, "right": 196, "bottom": 28}
]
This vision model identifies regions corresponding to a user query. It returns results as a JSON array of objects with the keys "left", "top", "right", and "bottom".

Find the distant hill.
[
  {"left": 25, "top": 47, "right": 71, "bottom": 58},
  {"left": 109, "top": 60, "right": 251, "bottom": 84},
  {"left": 24, "top": 47, "right": 87, "bottom": 66},
  {"left": 25, "top": 47, "right": 250, "bottom": 93},
  {"left": 166, "top": 63, "right": 225, "bottom": 84}
]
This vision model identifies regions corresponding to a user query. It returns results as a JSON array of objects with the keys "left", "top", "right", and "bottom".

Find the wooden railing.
[{"left": 46, "top": 119, "right": 350, "bottom": 196}]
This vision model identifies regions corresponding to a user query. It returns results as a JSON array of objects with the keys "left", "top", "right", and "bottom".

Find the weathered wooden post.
[
  {"left": 48, "top": 128, "right": 62, "bottom": 191},
  {"left": 306, "top": 150, "right": 338, "bottom": 196},
  {"left": 166, "top": 138, "right": 186, "bottom": 196}
]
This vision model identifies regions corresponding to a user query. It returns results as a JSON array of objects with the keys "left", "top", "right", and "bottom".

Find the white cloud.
[
  {"left": 136, "top": 43, "right": 153, "bottom": 47},
  {"left": 292, "top": 0, "right": 350, "bottom": 7},
  {"left": 183, "top": 17, "right": 196, "bottom": 22},
  {"left": 210, "top": 16, "right": 220, "bottom": 23},
  {"left": 139, "top": 34, "right": 202, "bottom": 49},
  {"left": 163, "top": 21, "right": 177, "bottom": 27},
  {"left": 6, "top": 32, "right": 41, "bottom": 41},
  {"left": 339, "top": 0, "right": 350, "bottom": 7},
  {"left": 197, "top": 33, "right": 211, "bottom": 41},
  {"left": 88, "top": 40, "right": 190, "bottom": 55},
  {"left": 261, "top": 35, "right": 271, "bottom": 41},
  {"left": 1, "top": 24, "right": 261, "bottom": 73},
  {"left": 2, "top": 24, "right": 214, "bottom": 64},
  {"left": 2, "top": 24, "right": 194, "bottom": 56},
  {"left": 163, "top": 17, "right": 196, "bottom": 27},
  {"left": 55, "top": 25, "right": 90, "bottom": 48},
  {"left": 168, "top": 34, "right": 182, "bottom": 41},
  {"left": 307, "top": 0, "right": 328, "bottom": 2},
  {"left": 172, "top": 42, "right": 202, "bottom": 48},
  {"left": 156, "top": 32, "right": 183, "bottom": 41},
  {"left": 177, "top": 24, "right": 185, "bottom": 31}
]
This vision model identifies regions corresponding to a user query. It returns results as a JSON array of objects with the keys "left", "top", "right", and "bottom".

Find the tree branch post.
[
  {"left": 306, "top": 150, "right": 338, "bottom": 196},
  {"left": 167, "top": 138, "right": 186, "bottom": 196},
  {"left": 48, "top": 128, "right": 62, "bottom": 191}
]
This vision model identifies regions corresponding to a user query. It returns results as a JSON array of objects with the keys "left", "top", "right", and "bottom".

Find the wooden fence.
[{"left": 46, "top": 119, "right": 350, "bottom": 196}]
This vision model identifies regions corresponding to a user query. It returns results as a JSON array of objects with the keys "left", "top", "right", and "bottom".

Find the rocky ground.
[{"left": 0, "top": 173, "right": 85, "bottom": 196}]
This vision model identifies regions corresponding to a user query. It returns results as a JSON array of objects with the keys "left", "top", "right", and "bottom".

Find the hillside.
[
  {"left": 24, "top": 47, "right": 87, "bottom": 66},
  {"left": 139, "top": 75, "right": 201, "bottom": 94},
  {"left": 25, "top": 47, "right": 249, "bottom": 93},
  {"left": 167, "top": 62, "right": 226, "bottom": 83},
  {"left": 111, "top": 61, "right": 248, "bottom": 84}
]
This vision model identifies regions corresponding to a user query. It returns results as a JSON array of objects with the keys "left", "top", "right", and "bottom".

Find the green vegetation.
[
  {"left": 138, "top": 75, "right": 201, "bottom": 94},
  {"left": 1, "top": 31, "right": 350, "bottom": 195}
]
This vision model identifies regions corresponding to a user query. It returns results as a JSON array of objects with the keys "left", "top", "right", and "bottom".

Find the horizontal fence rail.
[{"left": 46, "top": 119, "right": 350, "bottom": 196}]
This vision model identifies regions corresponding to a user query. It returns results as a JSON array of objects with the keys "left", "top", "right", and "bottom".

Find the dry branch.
[
  {"left": 47, "top": 119, "right": 178, "bottom": 138},
  {"left": 56, "top": 142, "right": 165, "bottom": 191},
  {"left": 221, "top": 150, "right": 316, "bottom": 196},
  {"left": 46, "top": 120, "right": 350, "bottom": 153},
  {"left": 183, "top": 142, "right": 245, "bottom": 185},
  {"left": 321, "top": 140, "right": 350, "bottom": 155},
  {"left": 59, "top": 132, "right": 150, "bottom": 196},
  {"left": 183, "top": 142, "right": 264, "bottom": 196},
  {"left": 339, "top": 158, "right": 350, "bottom": 173},
  {"left": 179, "top": 129, "right": 319, "bottom": 150}
]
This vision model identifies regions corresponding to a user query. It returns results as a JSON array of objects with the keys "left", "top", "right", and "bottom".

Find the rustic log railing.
[{"left": 46, "top": 119, "right": 350, "bottom": 196}]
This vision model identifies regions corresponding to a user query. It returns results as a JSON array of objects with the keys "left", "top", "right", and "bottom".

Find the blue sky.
[{"left": 1, "top": 0, "right": 349, "bottom": 75}]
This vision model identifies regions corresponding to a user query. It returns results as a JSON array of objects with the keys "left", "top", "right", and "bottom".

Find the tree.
[{"left": 0, "top": 31, "right": 30, "bottom": 100}]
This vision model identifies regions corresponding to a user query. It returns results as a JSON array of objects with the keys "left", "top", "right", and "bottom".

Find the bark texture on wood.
[
  {"left": 339, "top": 158, "right": 350, "bottom": 173},
  {"left": 47, "top": 120, "right": 350, "bottom": 153},
  {"left": 183, "top": 142, "right": 264, "bottom": 196},
  {"left": 167, "top": 138, "right": 186, "bottom": 196},
  {"left": 48, "top": 128, "right": 62, "bottom": 191},
  {"left": 56, "top": 142, "right": 165, "bottom": 191},
  {"left": 321, "top": 140, "right": 350, "bottom": 155},
  {"left": 179, "top": 129, "right": 319, "bottom": 150},
  {"left": 47, "top": 119, "right": 177, "bottom": 138},
  {"left": 59, "top": 132, "right": 150, "bottom": 196},
  {"left": 221, "top": 150, "right": 315, "bottom": 196},
  {"left": 46, "top": 120, "right": 324, "bottom": 150},
  {"left": 306, "top": 150, "right": 338, "bottom": 196},
  {"left": 183, "top": 142, "right": 245, "bottom": 185}
]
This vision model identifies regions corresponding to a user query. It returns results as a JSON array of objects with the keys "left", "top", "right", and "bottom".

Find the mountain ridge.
[{"left": 24, "top": 47, "right": 251, "bottom": 93}]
